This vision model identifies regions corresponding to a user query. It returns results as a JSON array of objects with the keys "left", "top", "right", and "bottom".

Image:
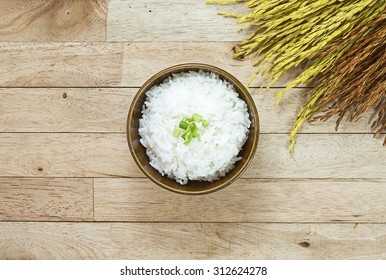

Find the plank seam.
[
  {"left": 0, "top": 221, "right": 385, "bottom": 224},
  {"left": 1, "top": 176, "right": 385, "bottom": 179}
]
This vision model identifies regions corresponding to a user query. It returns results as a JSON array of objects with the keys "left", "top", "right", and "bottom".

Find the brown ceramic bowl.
[{"left": 127, "top": 63, "right": 259, "bottom": 195}]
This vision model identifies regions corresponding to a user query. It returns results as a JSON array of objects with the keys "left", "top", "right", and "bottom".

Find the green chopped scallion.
[
  {"left": 193, "top": 113, "right": 202, "bottom": 122},
  {"left": 174, "top": 113, "right": 209, "bottom": 144},
  {"left": 179, "top": 121, "right": 188, "bottom": 130},
  {"left": 189, "top": 122, "right": 197, "bottom": 130},
  {"left": 173, "top": 129, "right": 180, "bottom": 138}
]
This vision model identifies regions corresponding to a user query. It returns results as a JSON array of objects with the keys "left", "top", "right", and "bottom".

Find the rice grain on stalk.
[{"left": 207, "top": 0, "right": 386, "bottom": 152}]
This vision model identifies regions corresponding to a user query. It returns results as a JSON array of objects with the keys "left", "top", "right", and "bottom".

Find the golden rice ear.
[{"left": 208, "top": 0, "right": 386, "bottom": 152}]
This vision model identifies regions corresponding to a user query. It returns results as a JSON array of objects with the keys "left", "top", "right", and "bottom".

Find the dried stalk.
[
  {"left": 207, "top": 0, "right": 386, "bottom": 152},
  {"left": 290, "top": 11, "right": 386, "bottom": 151}
]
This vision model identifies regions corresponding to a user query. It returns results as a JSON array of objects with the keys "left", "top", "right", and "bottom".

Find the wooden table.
[{"left": 0, "top": 0, "right": 385, "bottom": 260}]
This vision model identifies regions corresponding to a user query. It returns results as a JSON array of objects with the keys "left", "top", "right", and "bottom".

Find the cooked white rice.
[{"left": 139, "top": 70, "right": 250, "bottom": 185}]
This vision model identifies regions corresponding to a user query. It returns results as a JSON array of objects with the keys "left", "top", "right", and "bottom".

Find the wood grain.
[
  {"left": 0, "top": 133, "right": 137, "bottom": 177},
  {"left": 122, "top": 42, "right": 303, "bottom": 87},
  {"left": 0, "top": 178, "right": 93, "bottom": 221},
  {"left": 0, "top": 42, "right": 302, "bottom": 87},
  {"left": 0, "top": 0, "right": 107, "bottom": 41},
  {"left": 110, "top": 223, "right": 386, "bottom": 259},
  {"left": 0, "top": 222, "right": 110, "bottom": 259},
  {"left": 107, "top": 0, "right": 251, "bottom": 41},
  {"left": 0, "top": 133, "right": 384, "bottom": 178},
  {"left": 94, "top": 178, "right": 386, "bottom": 223},
  {"left": 0, "top": 43, "right": 123, "bottom": 87},
  {"left": 0, "top": 87, "right": 377, "bottom": 134},
  {"left": 1, "top": 222, "right": 386, "bottom": 259},
  {"left": 0, "top": 0, "right": 383, "bottom": 262},
  {"left": 0, "top": 88, "right": 130, "bottom": 133}
]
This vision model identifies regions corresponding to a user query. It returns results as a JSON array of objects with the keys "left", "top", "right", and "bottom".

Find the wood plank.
[
  {"left": 107, "top": 0, "right": 251, "bottom": 41},
  {"left": 0, "top": 133, "right": 384, "bottom": 178},
  {"left": 0, "top": 178, "right": 93, "bottom": 221},
  {"left": 0, "top": 88, "right": 129, "bottom": 133},
  {"left": 0, "top": 43, "right": 124, "bottom": 87},
  {"left": 0, "top": 133, "right": 138, "bottom": 178},
  {"left": 0, "top": 222, "right": 110, "bottom": 259},
  {"left": 0, "top": 0, "right": 107, "bottom": 41},
  {"left": 94, "top": 178, "right": 386, "bottom": 223},
  {"left": 0, "top": 87, "right": 377, "bottom": 134},
  {"left": 1, "top": 222, "right": 386, "bottom": 259},
  {"left": 121, "top": 42, "right": 303, "bottom": 87},
  {"left": 110, "top": 223, "right": 386, "bottom": 259},
  {"left": 0, "top": 42, "right": 301, "bottom": 87}
]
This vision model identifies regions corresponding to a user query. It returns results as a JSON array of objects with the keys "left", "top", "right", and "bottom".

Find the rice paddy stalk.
[{"left": 207, "top": 0, "right": 386, "bottom": 152}]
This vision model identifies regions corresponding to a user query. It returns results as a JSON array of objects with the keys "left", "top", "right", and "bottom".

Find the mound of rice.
[{"left": 139, "top": 70, "right": 250, "bottom": 185}]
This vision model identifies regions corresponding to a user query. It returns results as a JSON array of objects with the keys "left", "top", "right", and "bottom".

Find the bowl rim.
[{"left": 127, "top": 63, "right": 259, "bottom": 195}]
